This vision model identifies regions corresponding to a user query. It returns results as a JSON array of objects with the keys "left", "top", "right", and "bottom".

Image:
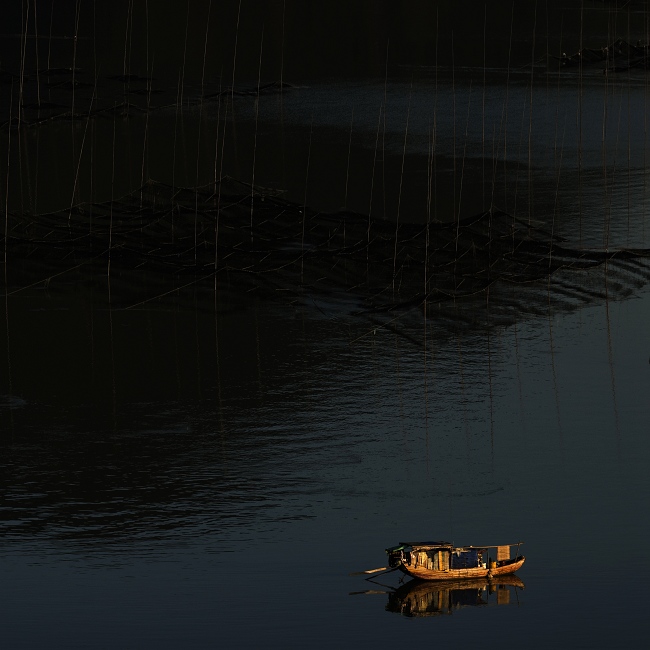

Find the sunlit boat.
[
  {"left": 385, "top": 541, "right": 525, "bottom": 581},
  {"left": 386, "top": 575, "right": 525, "bottom": 617}
]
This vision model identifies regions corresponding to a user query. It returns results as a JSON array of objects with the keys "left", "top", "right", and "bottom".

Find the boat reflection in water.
[{"left": 386, "top": 576, "right": 525, "bottom": 618}]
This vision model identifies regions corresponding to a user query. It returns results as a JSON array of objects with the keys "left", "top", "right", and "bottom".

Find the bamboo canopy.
[
  {"left": 466, "top": 543, "right": 524, "bottom": 549},
  {"left": 398, "top": 542, "right": 523, "bottom": 551}
]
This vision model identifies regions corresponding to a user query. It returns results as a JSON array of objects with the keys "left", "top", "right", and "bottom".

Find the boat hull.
[{"left": 398, "top": 556, "right": 525, "bottom": 581}]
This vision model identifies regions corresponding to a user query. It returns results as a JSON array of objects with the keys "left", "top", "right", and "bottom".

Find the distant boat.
[{"left": 385, "top": 541, "right": 525, "bottom": 581}]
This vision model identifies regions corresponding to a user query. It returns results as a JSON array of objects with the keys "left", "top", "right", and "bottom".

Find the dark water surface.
[
  {"left": 2, "top": 280, "right": 650, "bottom": 648},
  {"left": 2, "top": 2, "right": 650, "bottom": 648}
]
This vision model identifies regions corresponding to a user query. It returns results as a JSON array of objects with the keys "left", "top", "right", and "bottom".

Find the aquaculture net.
[{"left": 2, "top": 177, "right": 650, "bottom": 329}]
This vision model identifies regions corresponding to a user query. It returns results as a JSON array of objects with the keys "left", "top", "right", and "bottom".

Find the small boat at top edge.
[{"left": 385, "top": 540, "right": 525, "bottom": 581}]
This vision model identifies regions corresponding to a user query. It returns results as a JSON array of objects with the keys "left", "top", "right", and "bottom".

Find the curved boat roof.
[
  {"left": 398, "top": 541, "right": 453, "bottom": 550},
  {"left": 391, "top": 541, "right": 523, "bottom": 551}
]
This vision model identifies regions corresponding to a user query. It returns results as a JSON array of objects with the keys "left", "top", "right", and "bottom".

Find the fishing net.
[
  {"left": 3, "top": 177, "right": 649, "bottom": 332},
  {"left": 551, "top": 38, "right": 650, "bottom": 73}
]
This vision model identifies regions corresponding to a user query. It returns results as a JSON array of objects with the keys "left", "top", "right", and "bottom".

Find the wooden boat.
[{"left": 385, "top": 540, "right": 525, "bottom": 581}]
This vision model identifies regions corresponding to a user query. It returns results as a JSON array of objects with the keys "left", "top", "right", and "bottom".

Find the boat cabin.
[
  {"left": 386, "top": 541, "right": 515, "bottom": 571},
  {"left": 383, "top": 540, "right": 524, "bottom": 581}
]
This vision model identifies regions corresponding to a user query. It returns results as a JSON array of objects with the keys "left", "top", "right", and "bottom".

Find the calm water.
[
  {"left": 2, "top": 2, "right": 650, "bottom": 648},
  {"left": 2, "top": 274, "right": 650, "bottom": 648}
]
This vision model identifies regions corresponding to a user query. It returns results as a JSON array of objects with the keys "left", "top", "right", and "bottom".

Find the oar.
[
  {"left": 349, "top": 590, "right": 389, "bottom": 595},
  {"left": 349, "top": 566, "right": 389, "bottom": 576}
]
